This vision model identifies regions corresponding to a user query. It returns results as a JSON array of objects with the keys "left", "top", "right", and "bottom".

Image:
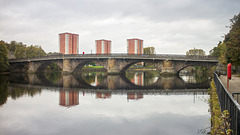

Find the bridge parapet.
[{"left": 8, "top": 53, "right": 218, "bottom": 62}]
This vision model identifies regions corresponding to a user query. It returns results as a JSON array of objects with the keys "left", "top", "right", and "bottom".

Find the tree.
[
  {"left": 48, "top": 52, "right": 61, "bottom": 55},
  {"left": 6, "top": 41, "right": 17, "bottom": 52},
  {"left": 209, "top": 41, "right": 222, "bottom": 57},
  {"left": 143, "top": 47, "right": 156, "bottom": 55},
  {"left": 26, "top": 45, "right": 46, "bottom": 58},
  {"left": 209, "top": 42, "right": 227, "bottom": 64},
  {"left": 186, "top": 48, "right": 206, "bottom": 56},
  {"left": 0, "top": 41, "right": 9, "bottom": 72},
  {"left": 225, "top": 13, "right": 240, "bottom": 66},
  {"left": 14, "top": 42, "right": 26, "bottom": 59},
  {"left": 218, "top": 43, "right": 227, "bottom": 64}
]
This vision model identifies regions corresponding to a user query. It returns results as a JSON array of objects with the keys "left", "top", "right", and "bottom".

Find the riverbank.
[
  {"left": 209, "top": 80, "right": 232, "bottom": 134},
  {"left": 209, "top": 73, "right": 240, "bottom": 134},
  {"left": 209, "top": 80, "right": 223, "bottom": 134}
]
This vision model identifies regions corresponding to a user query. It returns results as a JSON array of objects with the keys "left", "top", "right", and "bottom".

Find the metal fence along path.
[{"left": 214, "top": 73, "right": 240, "bottom": 135}]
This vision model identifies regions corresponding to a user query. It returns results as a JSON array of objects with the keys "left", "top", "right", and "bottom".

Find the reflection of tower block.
[
  {"left": 127, "top": 93, "right": 143, "bottom": 100},
  {"left": 131, "top": 72, "right": 144, "bottom": 86},
  {"left": 96, "top": 92, "right": 111, "bottom": 99},
  {"left": 59, "top": 91, "right": 79, "bottom": 107},
  {"left": 162, "top": 60, "right": 174, "bottom": 73},
  {"left": 135, "top": 62, "right": 144, "bottom": 67}
]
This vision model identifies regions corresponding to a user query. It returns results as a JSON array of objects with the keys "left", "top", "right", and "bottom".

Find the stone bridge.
[{"left": 8, "top": 54, "right": 218, "bottom": 74}]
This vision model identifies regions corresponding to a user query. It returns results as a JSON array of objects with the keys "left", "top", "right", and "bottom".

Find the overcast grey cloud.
[{"left": 0, "top": 0, "right": 239, "bottom": 54}]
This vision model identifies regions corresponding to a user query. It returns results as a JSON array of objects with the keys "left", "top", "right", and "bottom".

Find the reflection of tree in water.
[
  {"left": 180, "top": 74, "right": 208, "bottom": 84},
  {"left": 144, "top": 71, "right": 159, "bottom": 86},
  {"left": 194, "top": 74, "right": 208, "bottom": 83},
  {"left": 180, "top": 66, "right": 209, "bottom": 84},
  {"left": 0, "top": 75, "right": 8, "bottom": 105},
  {"left": 97, "top": 74, "right": 105, "bottom": 82},
  {"left": 0, "top": 74, "right": 42, "bottom": 105},
  {"left": 8, "top": 87, "right": 41, "bottom": 100},
  {"left": 44, "top": 72, "right": 62, "bottom": 84},
  {"left": 125, "top": 71, "right": 134, "bottom": 80}
]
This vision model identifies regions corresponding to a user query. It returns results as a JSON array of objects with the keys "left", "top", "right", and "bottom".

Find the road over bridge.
[{"left": 8, "top": 54, "right": 218, "bottom": 74}]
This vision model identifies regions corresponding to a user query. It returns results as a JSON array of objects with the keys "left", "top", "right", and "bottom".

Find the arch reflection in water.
[
  {"left": 82, "top": 72, "right": 106, "bottom": 86},
  {"left": 125, "top": 71, "right": 159, "bottom": 86},
  {"left": 5, "top": 72, "right": 209, "bottom": 109},
  {"left": 8, "top": 71, "right": 210, "bottom": 90}
]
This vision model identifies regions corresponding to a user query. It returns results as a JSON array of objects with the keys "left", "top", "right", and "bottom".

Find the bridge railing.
[
  {"left": 8, "top": 53, "right": 218, "bottom": 62},
  {"left": 214, "top": 73, "right": 240, "bottom": 135}
]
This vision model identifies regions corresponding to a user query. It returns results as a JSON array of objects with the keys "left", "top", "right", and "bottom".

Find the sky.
[{"left": 0, "top": 0, "right": 239, "bottom": 55}]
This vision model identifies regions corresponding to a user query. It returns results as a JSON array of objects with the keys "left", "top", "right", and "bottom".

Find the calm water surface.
[{"left": 0, "top": 71, "right": 210, "bottom": 135}]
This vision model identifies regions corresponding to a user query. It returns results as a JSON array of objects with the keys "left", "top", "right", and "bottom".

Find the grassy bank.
[
  {"left": 82, "top": 66, "right": 104, "bottom": 69},
  {"left": 81, "top": 66, "right": 106, "bottom": 72},
  {"left": 209, "top": 80, "right": 232, "bottom": 134}
]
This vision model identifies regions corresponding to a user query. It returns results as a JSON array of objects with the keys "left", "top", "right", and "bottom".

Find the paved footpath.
[{"left": 219, "top": 75, "right": 240, "bottom": 103}]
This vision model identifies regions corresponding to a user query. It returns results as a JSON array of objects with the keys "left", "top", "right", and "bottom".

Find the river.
[{"left": 0, "top": 71, "right": 210, "bottom": 135}]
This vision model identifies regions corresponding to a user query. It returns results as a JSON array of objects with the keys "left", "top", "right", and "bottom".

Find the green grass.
[{"left": 83, "top": 66, "right": 104, "bottom": 69}]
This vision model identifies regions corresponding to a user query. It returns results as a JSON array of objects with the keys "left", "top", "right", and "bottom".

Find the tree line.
[
  {"left": 210, "top": 13, "right": 240, "bottom": 73},
  {"left": 0, "top": 40, "right": 47, "bottom": 72}
]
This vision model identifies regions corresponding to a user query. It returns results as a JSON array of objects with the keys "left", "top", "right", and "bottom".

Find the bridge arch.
[
  {"left": 72, "top": 60, "right": 108, "bottom": 73},
  {"left": 36, "top": 61, "right": 63, "bottom": 72},
  {"left": 73, "top": 60, "right": 92, "bottom": 72},
  {"left": 120, "top": 60, "right": 144, "bottom": 73},
  {"left": 118, "top": 60, "right": 161, "bottom": 73},
  {"left": 10, "top": 63, "right": 28, "bottom": 72},
  {"left": 175, "top": 61, "right": 215, "bottom": 75}
]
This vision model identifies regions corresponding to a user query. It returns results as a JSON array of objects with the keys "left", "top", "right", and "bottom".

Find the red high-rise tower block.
[
  {"left": 96, "top": 39, "right": 111, "bottom": 54},
  {"left": 59, "top": 32, "right": 79, "bottom": 54},
  {"left": 127, "top": 38, "right": 143, "bottom": 54}
]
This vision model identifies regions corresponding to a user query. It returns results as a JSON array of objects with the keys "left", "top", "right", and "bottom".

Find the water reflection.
[
  {"left": 0, "top": 71, "right": 210, "bottom": 106},
  {"left": 127, "top": 92, "right": 143, "bottom": 101},
  {"left": 126, "top": 72, "right": 145, "bottom": 86},
  {"left": 82, "top": 72, "right": 106, "bottom": 86},
  {"left": 59, "top": 91, "right": 79, "bottom": 107},
  {"left": 179, "top": 73, "right": 208, "bottom": 83},
  {"left": 0, "top": 73, "right": 210, "bottom": 135},
  {"left": 0, "top": 74, "right": 42, "bottom": 106},
  {"left": 0, "top": 75, "right": 8, "bottom": 106},
  {"left": 0, "top": 91, "right": 210, "bottom": 135},
  {"left": 96, "top": 92, "right": 111, "bottom": 99},
  {"left": 7, "top": 71, "right": 210, "bottom": 90},
  {"left": 126, "top": 71, "right": 159, "bottom": 86}
]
